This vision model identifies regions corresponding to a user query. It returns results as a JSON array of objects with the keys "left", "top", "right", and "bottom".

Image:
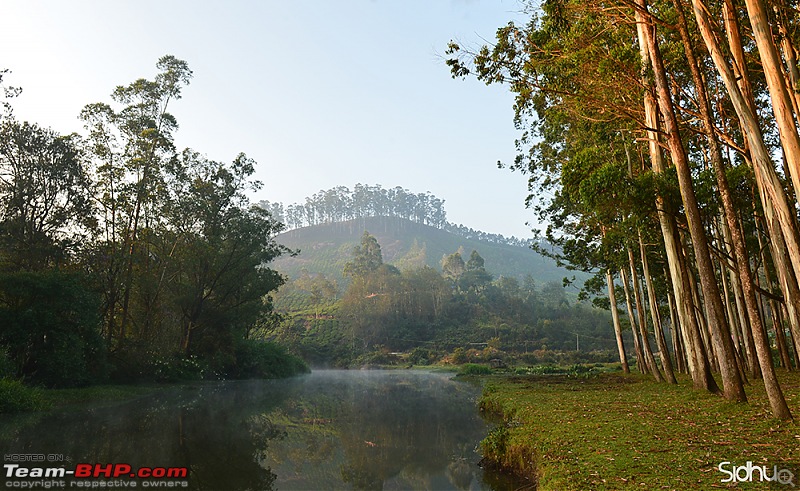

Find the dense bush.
[
  {"left": 0, "top": 379, "right": 49, "bottom": 413},
  {"left": 408, "top": 347, "right": 438, "bottom": 365},
  {"left": 459, "top": 363, "right": 492, "bottom": 375},
  {"left": 0, "top": 271, "right": 107, "bottom": 387},
  {"left": 231, "top": 340, "right": 309, "bottom": 379}
]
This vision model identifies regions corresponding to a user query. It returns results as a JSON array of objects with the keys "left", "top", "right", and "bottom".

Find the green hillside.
[{"left": 272, "top": 216, "right": 580, "bottom": 285}]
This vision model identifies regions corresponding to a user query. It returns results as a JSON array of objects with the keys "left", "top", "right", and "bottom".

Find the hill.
[{"left": 272, "top": 216, "right": 580, "bottom": 285}]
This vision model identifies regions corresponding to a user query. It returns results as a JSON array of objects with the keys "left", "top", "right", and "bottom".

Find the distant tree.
[
  {"left": 459, "top": 250, "right": 492, "bottom": 293},
  {"left": 344, "top": 231, "right": 384, "bottom": 278},
  {"left": 441, "top": 252, "right": 465, "bottom": 282},
  {"left": 466, "top": 250, "right": 485, "bottom": 271}
]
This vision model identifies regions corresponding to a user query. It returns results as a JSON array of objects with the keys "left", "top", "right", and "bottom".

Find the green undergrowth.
[
  {"left": 42, "top": 384, "right": 166, "bottom": 408},
  {"left": 0, "top": 381, "right": 166, "bottom": 414},
  {"left": 479, "top": 371, "right": 800, "bottom": 490},
  {"left": 0, "top": 379, "right": 49, "bottom": 413}
]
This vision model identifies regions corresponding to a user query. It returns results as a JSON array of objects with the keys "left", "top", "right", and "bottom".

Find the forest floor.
[{"left": 478, "top": 370, "right": 800, "bottom": 490}]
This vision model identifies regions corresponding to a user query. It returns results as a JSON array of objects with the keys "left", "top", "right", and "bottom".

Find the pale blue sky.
[{"left": 1, "top": 0, "right": 538, "bottom": 238}]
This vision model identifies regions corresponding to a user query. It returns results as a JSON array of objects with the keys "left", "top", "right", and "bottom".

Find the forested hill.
[{"left": 272, "top": 215, "right": 576, "bottom": 285}]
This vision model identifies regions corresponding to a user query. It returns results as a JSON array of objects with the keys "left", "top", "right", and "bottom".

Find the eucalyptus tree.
[
  {"left": 344, "top": 231, "right": 384, "bottom": 279},
  {"left": 441, "top": 251, "right": 465, "bottom": 283},
  {"left": 444, "top": 0, "right": 730, "bottom": 393},
  {"left": 652, "top": 0, "right": 793, "bottom": 417},
  {"left": 80, "top": 55, "right": 192, "bottom": 348},
  {"left": 637, "top": 0, "right": 747, "bottom": 401}
]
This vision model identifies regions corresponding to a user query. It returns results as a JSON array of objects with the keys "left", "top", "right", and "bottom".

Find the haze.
[{"left": 1, "top": 0, "right": 536, "bottom": 238}]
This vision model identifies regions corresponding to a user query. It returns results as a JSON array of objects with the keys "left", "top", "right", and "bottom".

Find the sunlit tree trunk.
[
  {"left": 621, "top": 264, "right": 648, "bottom": 375},
  {"left": 642, "top": 2, "right": 746, "bottom": 401},
  {"left": 634, "top": 2, "right": 714, "bottom": 390},
  {"left": 697, "top": 0, "right": 800, "bottom": 301},
  {"left": 741, "top": 0, "right": 800, "bottom": 202},
  {"left": 607, "top": 269, "right": 630, "bottom": 374},
  {"left": 639, "top": 234, "right": 677, "bottom": 383},
  {"left": 773, "top": 6, "right": 800, "bottom": 120}
]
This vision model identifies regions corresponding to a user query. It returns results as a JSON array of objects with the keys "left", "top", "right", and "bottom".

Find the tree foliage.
[
  {"left": 0, "top": 56, "right": 301, "bottom": 386},
  {"left": 446, "top": 0, "right": 800, "bottom": 418}
]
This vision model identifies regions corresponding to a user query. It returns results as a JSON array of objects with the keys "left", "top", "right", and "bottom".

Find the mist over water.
[{"left": 0, "top": 370, "right": 523, "bottom": 490}]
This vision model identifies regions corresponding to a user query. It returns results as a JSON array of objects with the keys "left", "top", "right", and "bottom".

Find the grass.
[
  {"left": 478, "top": 370, "right": 800, "bottom": 490},
  {"left": 0, "top": 381, "right": 164, "bottom": 413},
  {"left": 40, "top": 384, "right": 167, "bottom": 408}
]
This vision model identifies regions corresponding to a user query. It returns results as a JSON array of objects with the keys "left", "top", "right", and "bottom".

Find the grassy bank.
[{"left": 479, "top": 370, "right": 800, "bottom": 490}]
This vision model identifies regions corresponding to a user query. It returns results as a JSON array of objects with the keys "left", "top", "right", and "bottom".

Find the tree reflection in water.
[{"left": 0, "top": 371, "right": 520, "bottom": 490}]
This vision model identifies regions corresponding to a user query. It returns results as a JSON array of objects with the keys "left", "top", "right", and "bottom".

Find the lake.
[{"left": 0, "top": 370, "right": 528, "bottom": 490}]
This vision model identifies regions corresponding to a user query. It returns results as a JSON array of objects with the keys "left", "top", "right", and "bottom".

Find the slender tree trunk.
[
  {"left": 642, "top": 3, "right": 746, "bottom": 401},
  {"left": 628, "top": 245, "right": 664, "bottom": 381},
  {"left": 686, "top": 265, "right": 717, "bottom": 372},
  {"left": 695, "top": 0, "right": 800, "bottom": 298},
  {"left": 607, "top": 269, "right": 630, "bottom": 373},
  {"left": 787, "top": 309, "right": 800, "bottom": 368},
  {"left": 665, "top": 273, "right": 687, "bottom": 374},
  {"left": 773, "top": 304, "right": 792, "bottom": 370},
  {"left": 640, "top": 235, "right": 677, "bottom": 383},
  {"left": 621, "top": 265, "right": 648, "bottom": 375},
  {"left": 720, "top": 211, "right": 759, "bottom": 378},
  {"left": 772, "top": 5, "right": 800, "bottom": 120},
  {"left": 634, "top": 1, "right": 714, "bottom": 390},
  {"left": 677, "top": 236, "right": 720, "bottom": 393},
  {"left": 741, "top": 0, "right": 800, "bottom": 200}
]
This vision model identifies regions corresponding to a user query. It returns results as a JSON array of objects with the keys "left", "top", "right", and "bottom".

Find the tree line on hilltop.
[{"left": 259, "top": 185, "right": 537, "bottom": 249}]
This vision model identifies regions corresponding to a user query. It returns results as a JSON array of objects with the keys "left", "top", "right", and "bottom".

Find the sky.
[{"left": 1, "top": 0, "right": 538, "bottom": 239}]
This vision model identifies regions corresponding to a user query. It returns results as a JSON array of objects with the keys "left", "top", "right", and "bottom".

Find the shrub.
[
  {"left": 151, "top": 354, "right": 209, "bottom": 383},
  {"left": 459, "top": 363, "right": 492, "bottom": 375},
  {"left": 232, "top": 340, "right": 309, "bottom": 379},
  {"left": 451, "top": 347, "right": 468, "bottom": 364},
  {"left": 408, "top": 347, "right": 436, "bottom": 365},
  {"left": 0, "top": 379, "right": 49, "bottom": 413},
  {"left": 0, "top": 271, "right": 106, "bottom": 387}
]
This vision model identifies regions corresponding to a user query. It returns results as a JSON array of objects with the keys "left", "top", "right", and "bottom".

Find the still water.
[{"left": 0, "top": 370, "right": 526, "bottom": 490}]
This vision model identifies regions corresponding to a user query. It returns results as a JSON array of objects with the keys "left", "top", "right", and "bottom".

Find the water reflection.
[{"left": 0, "top": 370, "right": 518, "bottom": 490}]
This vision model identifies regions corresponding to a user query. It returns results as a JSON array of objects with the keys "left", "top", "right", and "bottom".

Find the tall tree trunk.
[
  {"left": 665, "top": 273, "right": 687, "bottom": 374},
  {"left": 720, "top": 210, "right": 759, "bottom": 378},
  {"left": 643, "top": 2, "right": 747, "bottom": 401},
  {"left": 607, "top": 269, "right": 630, "bottom": 374},
  {"left": 621, "top": 264, "right": 648, "bottom": 374},
  {"left": 640, "top": 235, "right": 677, "bottom": 383},
  {"left": 741, "top": 0, "right": 800, "bottom": 200},
  {"left": 634, "top": 1, "right": 714, "bottom": 390},
  {"left": 773, "top": 305, "right": 792, "bottom": 370},
  {"left": 627, "top": 246, "right": 664, "bottom": 381},
  {"left": 697, "top": 0, "right": 800, "bottom": 297},
  {"left": 772, "top": 4, "right": 800, "bottom": 120},
  {"left": 676, "top": 234, "right": 720, "bottom": 393}
]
